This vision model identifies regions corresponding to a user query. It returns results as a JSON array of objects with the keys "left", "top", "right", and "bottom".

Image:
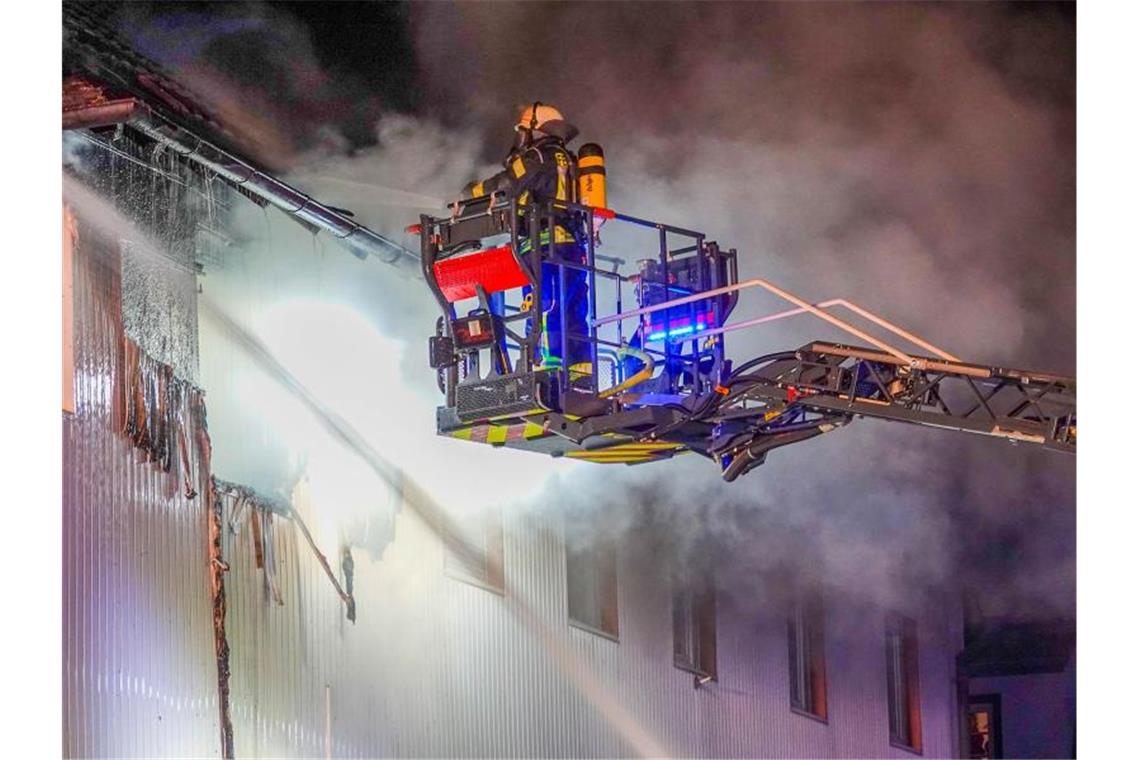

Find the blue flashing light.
[{"left": 646, "top": 321, "right": 708, "bottom": 342}]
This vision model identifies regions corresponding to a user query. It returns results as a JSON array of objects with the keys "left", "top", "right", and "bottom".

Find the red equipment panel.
[{"left": 433, "top": 245, "right": 530, "bottom": 303}]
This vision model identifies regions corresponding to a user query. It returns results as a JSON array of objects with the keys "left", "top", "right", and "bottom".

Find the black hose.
[
  {"left": 657, "top": 361, "right": 794, "bottom": 438},
  {"left": 720, "top": 376, "right": 778, "bottom": 406},
  {"left": 728, "top": 350, "right": 797, "bottom": 380},
  {"left": 653, "top": 387, "right": 727, "bottom": 435},
  {"left": 758, "top": 418, "right": 844, "bottom": 436},
  {"left": 600, "top": 351, "right": 801, "bottom": 439},
  {"left": 714, "top": 412, "right": 850, "bottom": 461},
  {"left": 709, "top": 417, "right": 819, "bottom": 457},
  {"left": 721, "top": 427, "right": 826, "bottom": 482}
]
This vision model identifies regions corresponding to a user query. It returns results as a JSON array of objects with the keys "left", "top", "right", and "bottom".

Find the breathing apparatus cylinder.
[{"left": 577, "top": 143, "right": 607, "bottom": 209}]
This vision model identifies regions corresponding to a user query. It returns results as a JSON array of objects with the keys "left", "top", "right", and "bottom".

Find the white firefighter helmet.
[
  {"left": 516, "top": 102, "right": 565, "bottom": 132},
  {"left": 515, "top": 101, "right": 579, "bottom": 144}
]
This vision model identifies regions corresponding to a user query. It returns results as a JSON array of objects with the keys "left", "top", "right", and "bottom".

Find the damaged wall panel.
[
  {"left": 221, "top": 481, "right": 338, "bottom": 758},
  {"left": 62, "top": 208, "right": 220, "bottom": 758},
  {"left": 120, "top": 237, "right": 200, "bottom": 384}
]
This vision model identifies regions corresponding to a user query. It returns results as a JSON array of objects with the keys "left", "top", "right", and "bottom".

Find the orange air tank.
[{"left": 577, "top": 142, "right": 606, "bottom": 209}]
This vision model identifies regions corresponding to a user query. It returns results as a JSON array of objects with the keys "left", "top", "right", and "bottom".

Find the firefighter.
[{"left": 461, "top": 102, "right": 590, "bottom": 374}]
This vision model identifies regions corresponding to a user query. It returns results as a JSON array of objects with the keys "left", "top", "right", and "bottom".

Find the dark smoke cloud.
[
  {"left": 108, "top": 1, "right": 1075, "bottom": 620},
  {"left": 111, "top": 1, "right": 416, "bottom": 164},
  {"left": 411, "top": 1, "right": 1076, "bottom": 619},
  {"left": 414, "top": 1, "right": 1074, "bottom": 366}
]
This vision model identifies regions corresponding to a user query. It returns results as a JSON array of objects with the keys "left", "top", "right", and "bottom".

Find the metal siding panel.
[
  {"left": 63, "top": 212, "right": 219, "bottom": 758},
  {"left": 81, "top": 419, "right": 959, "bottom": 760}
]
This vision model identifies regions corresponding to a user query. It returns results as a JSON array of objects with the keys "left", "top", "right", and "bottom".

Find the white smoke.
[
  {"left": 121, "top": 1, "right": 1075, "bottom": 620},
  {"left": 402, "top": 1, "right": 1076, "bottom": 619}
]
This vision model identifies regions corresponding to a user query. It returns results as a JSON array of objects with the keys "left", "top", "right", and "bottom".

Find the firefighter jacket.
[{"left": 463, "top": 137, "right": 578, "bottom": 245}]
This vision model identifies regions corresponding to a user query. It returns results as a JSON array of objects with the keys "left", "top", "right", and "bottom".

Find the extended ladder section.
[
  {"left": 749, "top": 342, "right": 1077, "bottom": 452},
  {"left": 417, "top": 197, "right": 1075, "bottom": 481},
  {"left": 678, "top": 341, "right": 1076, "bottom": 481}
]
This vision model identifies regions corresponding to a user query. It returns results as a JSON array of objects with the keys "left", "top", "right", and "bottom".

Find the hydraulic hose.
[
  {"left": 719, "top": 416, "right": 851, "bottom": 481},
  {"left": 598, "top": 345, "right": 655, "bottom": 399},
  {"left": 722, "top": 427, "right": 825, "bottom": 482}
]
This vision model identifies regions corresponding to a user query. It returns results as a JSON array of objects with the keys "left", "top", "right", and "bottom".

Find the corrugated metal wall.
[
  {"left": 211, "top": 481, "right": 963, "bottom": 758},
  {"left": 62, "top": 209, "right": 220, "bottom": 758}
]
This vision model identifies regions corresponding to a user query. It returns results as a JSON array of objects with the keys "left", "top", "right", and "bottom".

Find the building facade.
[{"left": 62, "top": 9, "right": 968, "bottom": 758}]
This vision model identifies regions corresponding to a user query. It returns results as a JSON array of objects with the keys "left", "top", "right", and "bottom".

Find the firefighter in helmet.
[{"left": 461, "top": 102, "right": 590, "bottom": 374}]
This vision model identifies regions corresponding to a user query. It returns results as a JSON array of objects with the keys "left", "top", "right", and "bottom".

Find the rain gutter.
[
  {"left": 127, "top": 110, "right": 420, "bottom": 273},
  {"left": 64, "top": 95, "right": 421, "bottom": 275}
]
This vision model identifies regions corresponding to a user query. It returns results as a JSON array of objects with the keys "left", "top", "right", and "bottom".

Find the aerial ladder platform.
[{"left": 414, "top": 196, "right": 1075, "bottom": 482}]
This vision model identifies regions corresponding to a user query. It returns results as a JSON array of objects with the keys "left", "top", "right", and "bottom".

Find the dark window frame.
[
  {"left": 967, "top": 693, "right": 1004, "bottom": 759},
  {"left": 788, "top": 589, "right": 828, "bottom": 722},
  {"left": 672, "top": 575, "right": 717, "bottom": 681},
  {"left": 886, "top": 614, "right": 923, "bottom": 754},
  {"left": 565, "top": 534, "right": 619, "bottom": 641}
]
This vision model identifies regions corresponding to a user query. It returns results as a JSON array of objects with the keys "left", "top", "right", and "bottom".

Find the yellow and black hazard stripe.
[
  {"left": 445, "top": 419, "right": 547, "bottom": 445},
  {"left": 564, "top": 440, "right": 686, "bottom": 464}
]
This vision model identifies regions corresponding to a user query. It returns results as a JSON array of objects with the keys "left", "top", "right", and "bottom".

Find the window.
[
  {"left": 967, "top": 694, "right": 1003, "bottom": 759},
  {"left": 442, "top": 508, "right": 504, "bottom": 593},
  {"left": 788, "top": 589, "right": 827, "bottom": 720},
  {"left": 886, "top": 615, "right": 922, "bottom": 752},
  {"left": 566, "top": 535, "right": 618, "bottom": 639},
  {"left": 673, "top": 575, "right": 717, "bottom": 681}
]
